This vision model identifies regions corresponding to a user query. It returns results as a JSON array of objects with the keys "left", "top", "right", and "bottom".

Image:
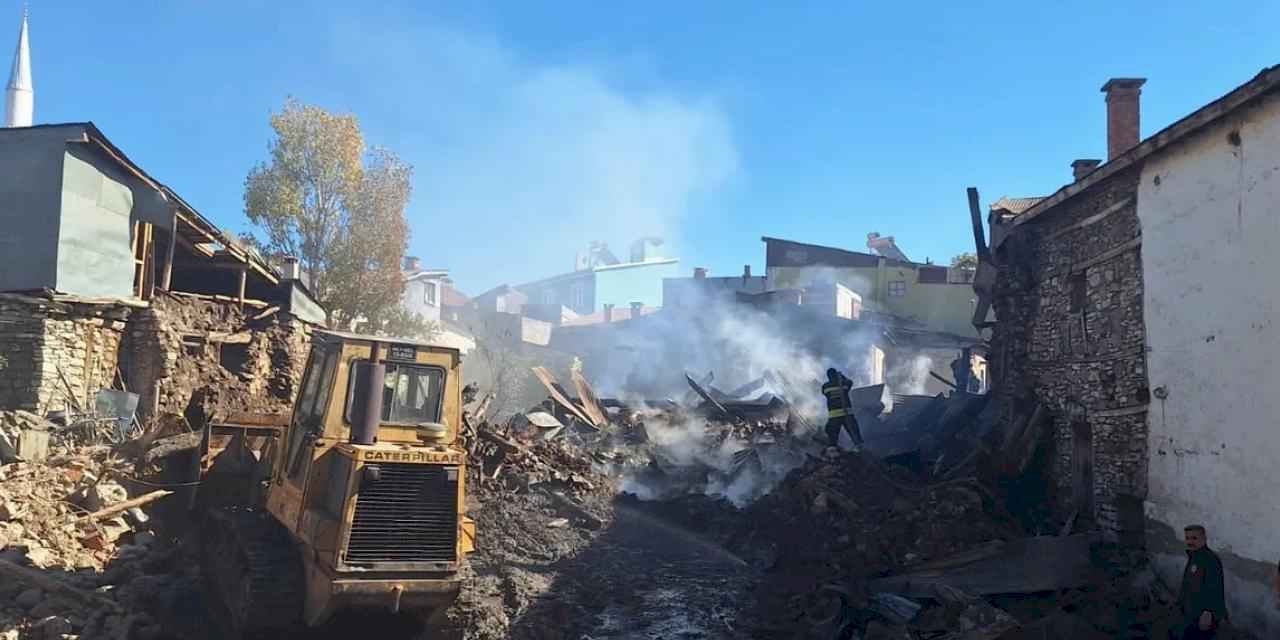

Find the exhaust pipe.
[{"left": 354, "top": 341, "right": 384, "bottom": 445}]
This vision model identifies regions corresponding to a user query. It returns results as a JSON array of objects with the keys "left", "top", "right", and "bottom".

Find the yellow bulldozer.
[{"left": 192, "top": 330, "right": 476, "bottom": 637}]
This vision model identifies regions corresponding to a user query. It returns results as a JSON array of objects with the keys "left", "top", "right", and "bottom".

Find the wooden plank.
[
  {"left": 571, "top": 369, "right": 608, "bottom": 427},
  {"left": 237, "top": 268, "right": 247, "bottom": 311},
  {"left": 161, "top": 222, "right": 177, "bottom": 291},
  {"left": 530, "top": 367, "right": 597, "bottom": 428},
  {"left": 685, "top": 372, "right": 735, "bottom": 420},
  {"left": 77, "top": 490, "right": 173, "bottom": 522}
]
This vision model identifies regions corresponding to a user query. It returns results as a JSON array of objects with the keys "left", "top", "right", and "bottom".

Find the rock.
[
  {"left": 545, "top": 518, "right": 569, "bottom": 529},
  {"left": 0, "top": 629, "right": 17, "bottom": 640},
  {"left": 0, "top": 498, "right": 26, "bottom": 521},
  {"left": 15, "top": 587, "right": 44, "bottom": 609},
  {"left": 25, "top": 546, "right": 55, "bottom": 568}
]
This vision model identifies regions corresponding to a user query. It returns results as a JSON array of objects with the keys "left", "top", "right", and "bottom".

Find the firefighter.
[{"left": 822, "top": 368, "right": 863, "bottom": 450}]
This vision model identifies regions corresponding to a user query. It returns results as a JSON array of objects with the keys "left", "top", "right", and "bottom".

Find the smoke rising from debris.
[
  {"left": 327, "top": 14, "right": 738, "bottom": 292},
  {"left": 577, "top": 287, "right": 887, "bottom": 504}
]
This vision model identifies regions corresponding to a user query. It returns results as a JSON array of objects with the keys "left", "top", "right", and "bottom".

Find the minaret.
[{"left": 5, "top": 6, "right": 32, "bottom": 128}]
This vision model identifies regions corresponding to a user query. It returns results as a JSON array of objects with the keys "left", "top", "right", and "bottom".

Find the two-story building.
[
  {"left": 986, "top": 68, "right": 1280, "bottom": 635},
  {"left": 514, "top": 239, "right": 679, "bottom": 315},
  {"left": 762, "top": 236, "right": 981, "bottom": 337}
]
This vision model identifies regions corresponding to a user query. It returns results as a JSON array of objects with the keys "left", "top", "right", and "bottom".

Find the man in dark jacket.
[
  {"left": 821, "top": 368, "right": 863, "bottom": 451},
  {"left": 1173, "top": 524, "right": 1229, "bottom": 639}
]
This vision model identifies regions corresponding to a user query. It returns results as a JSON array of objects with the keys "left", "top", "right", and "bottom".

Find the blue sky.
[{"left": 17, "top": 1, "right": 1280, "bottom": 293}]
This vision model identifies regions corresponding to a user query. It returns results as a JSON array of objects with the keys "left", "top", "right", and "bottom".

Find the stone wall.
[
  {"left": 122, "top": 293, "right": 312, "bottom": 426},
  {"left": 0, "top": 294, "right": 130, "bottom": 414},
  {"left": 990, "top": 166, "right": 1151, "bottom": 540}
]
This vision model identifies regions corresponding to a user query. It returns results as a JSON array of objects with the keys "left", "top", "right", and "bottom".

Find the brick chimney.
[
  {"left": 1072, "top": 159, "right": 1102, "bottom": 182},
  {"left": 693, "top": 267, "right": 707, "bottom": 279},
  {"left": 281, "top": 256, "right": 301, "bottom": 280},
  {"left": 603, "top": 303, "right": 614, "bottom": 323},
  {"left": 403, "top": 255, "right": 422, "bottom": 272},
  {"left": 1101, "top": 78, "right": 1147, "bottom": 160},
  {"left": 630, "top": 301, "right": 643, "bottom": 318},
  {"left": 742, "top": 264, "right": 751, "bottom": 284}
]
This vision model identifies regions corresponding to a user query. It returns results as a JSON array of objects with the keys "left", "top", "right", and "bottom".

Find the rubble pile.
[{"left": 0, "top": 441, "right": 186, "bottom": 639}]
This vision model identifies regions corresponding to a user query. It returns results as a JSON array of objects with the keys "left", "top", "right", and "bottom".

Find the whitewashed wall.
[{"left": 1138, "top": 90, "right": 1280, "bottom": 636}]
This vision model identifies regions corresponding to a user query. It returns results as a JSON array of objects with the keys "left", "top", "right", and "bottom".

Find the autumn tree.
[
  {"left": 243, "top": 99, "right": 414, "bottom": 329},
  {"left": 950, "top": 252, "right": 979, "bottom": 270}
]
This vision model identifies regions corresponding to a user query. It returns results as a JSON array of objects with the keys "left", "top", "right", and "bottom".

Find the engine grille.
[{"left": 345, "top": 463, "right": 458, "bottom": 564}]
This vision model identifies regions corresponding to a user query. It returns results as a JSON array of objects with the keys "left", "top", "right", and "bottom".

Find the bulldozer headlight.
[{"left": 363, "top": 464, "right": 383, "bottom": 485}]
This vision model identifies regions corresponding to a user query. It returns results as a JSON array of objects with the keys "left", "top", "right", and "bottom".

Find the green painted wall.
[
  {"left": 56, "top": 148, "right": 135, "bottom": 299},
  {"left": 768, "top": 263, "right": 978, "bottom": 337}
]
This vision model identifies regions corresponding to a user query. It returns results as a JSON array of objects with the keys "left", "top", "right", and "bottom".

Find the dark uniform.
[
  {"left": 822, "top": 369, "right": 863, "bottom": 448},
  {"left": 1176, "top": 546, "right": 1229, "bottom": 639}
]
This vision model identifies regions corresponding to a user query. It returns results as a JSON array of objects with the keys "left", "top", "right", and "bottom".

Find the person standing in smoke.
[{"left": 822, "top": 368, "right": 863, "bottom": 451}]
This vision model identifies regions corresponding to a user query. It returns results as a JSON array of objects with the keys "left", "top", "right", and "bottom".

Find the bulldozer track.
[{"left": 200, "top": 508, "right": 305, "bottom": 639}]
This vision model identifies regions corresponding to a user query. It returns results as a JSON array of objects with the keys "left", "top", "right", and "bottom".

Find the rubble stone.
[{"left": 990, "top": 166, "right": 1149, "bottom": 540}]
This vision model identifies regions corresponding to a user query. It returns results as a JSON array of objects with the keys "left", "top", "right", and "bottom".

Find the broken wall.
[
  {"left": 990, "top": 165, "right": 1149, "bottom": 540},
  {"left": 0, "top": 294, "right": 131, "bottom": 414},
  {"left": 1137, "top": 88, "right": 1280, "bottom": 637},
  {"left": 122, "top": 293, "right": 311, "bottom": 425}
]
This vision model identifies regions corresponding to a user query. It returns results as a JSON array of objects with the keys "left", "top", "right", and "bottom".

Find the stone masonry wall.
[
  {"left": 122, "top": 293, "right": 312, "bottom": 427},
  {"left": 991, "top": 166, "right": 1151, "bottom": 541},
  {"left": 0, "top": 295, "right": 131, "bottom": 414}
]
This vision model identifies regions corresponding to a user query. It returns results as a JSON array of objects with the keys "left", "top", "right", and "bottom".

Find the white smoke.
[
  {"left": 573, "top": 286, "right": 889, "bottom": 504},
  {"left": 886, "top": 354, "right": 934, "bottom": 396}
]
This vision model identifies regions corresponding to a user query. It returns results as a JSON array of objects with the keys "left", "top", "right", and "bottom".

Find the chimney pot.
[
  {"left": 603, "top": 304, "right": 614, "bottom": 323},
  {"left": 1101, "top": 78, "right": 1147, "bottom": 161},
  {"left": 630, "top": 301, "right": 643, "bottom": 318},
  {"left": 1072, "top": 159, "right": 1102, "bottom": 181},
  {"left": 694, "top": 267, "right": 707, "bottom": 279},
  {"left": 743, "top": 265, "right": 751, "bottom": 278}
]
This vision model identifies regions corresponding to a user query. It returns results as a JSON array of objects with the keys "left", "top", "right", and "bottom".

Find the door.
[{"left": 1071, "top": 420, "right": 1094, "bottom": 521}]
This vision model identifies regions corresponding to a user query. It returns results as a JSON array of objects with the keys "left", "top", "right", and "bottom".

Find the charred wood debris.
[
  {"left": 458, "top": 366, "right": 1182, "bottom": 640},
  {"left": 0, "top": 358, "right": 1189, "bottom": 639}
]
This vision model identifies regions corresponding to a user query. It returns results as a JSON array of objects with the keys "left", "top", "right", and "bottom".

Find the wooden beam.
[
  {"left": 161, "top": 218, "right": 177, "bottom": 291},
  {"left": 237, "top": 268, "right": 247, "bottom": 311},
  {"left": 967, "top": 187, "right": 990, "bottom": 262}
]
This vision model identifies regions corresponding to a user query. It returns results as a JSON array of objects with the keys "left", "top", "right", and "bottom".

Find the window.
[
  {"left": 287, "top": 347, "right": 338, "bottom": 480},
  {"left": 346, "top": 361, "right": 446, "bottom": 426},
  {"left": 424, "top": 282, "right": 437, "bottom": 306},
  {"left": 1070, "top": 272, "right": 1087, "bottom": 311},
  {"left": 570, "top": 282, "right": 587, "bottom": 311},
  {"left": 888, "top": 280, "right": 907, "bottom": 297}
]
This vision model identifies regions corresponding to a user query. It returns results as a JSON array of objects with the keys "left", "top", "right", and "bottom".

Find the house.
[
  {"left": 985, "top": 69, "right": 1280, "bottom": 635},
  {"left": 399, "top": 256, "right": 450, "bottom": 325},
  {"left": 514, "top": 239, "right": 680, "bottom": 315},
  {"left": 762, "top": 236, "right": 980, "bottom": 337},
  {"left": 662, "top": 266, "right": 768, "bottom": 308},
  {"left": 470, "top": 284, "right": 529, "bottom": 314},
  {"left": 0, "top": 123, "right": 322, "bottom": 419}
]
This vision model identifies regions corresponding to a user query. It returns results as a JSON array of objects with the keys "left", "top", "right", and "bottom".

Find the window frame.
[
  {"left": 424, "top": 281, "right": 437, "bottom": 306},
  {"left": 887, "top": 280, "right": 908, "bottom": 298},
  {"left": 344, "top": 359, "right": 448, "bottom": 427}
]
